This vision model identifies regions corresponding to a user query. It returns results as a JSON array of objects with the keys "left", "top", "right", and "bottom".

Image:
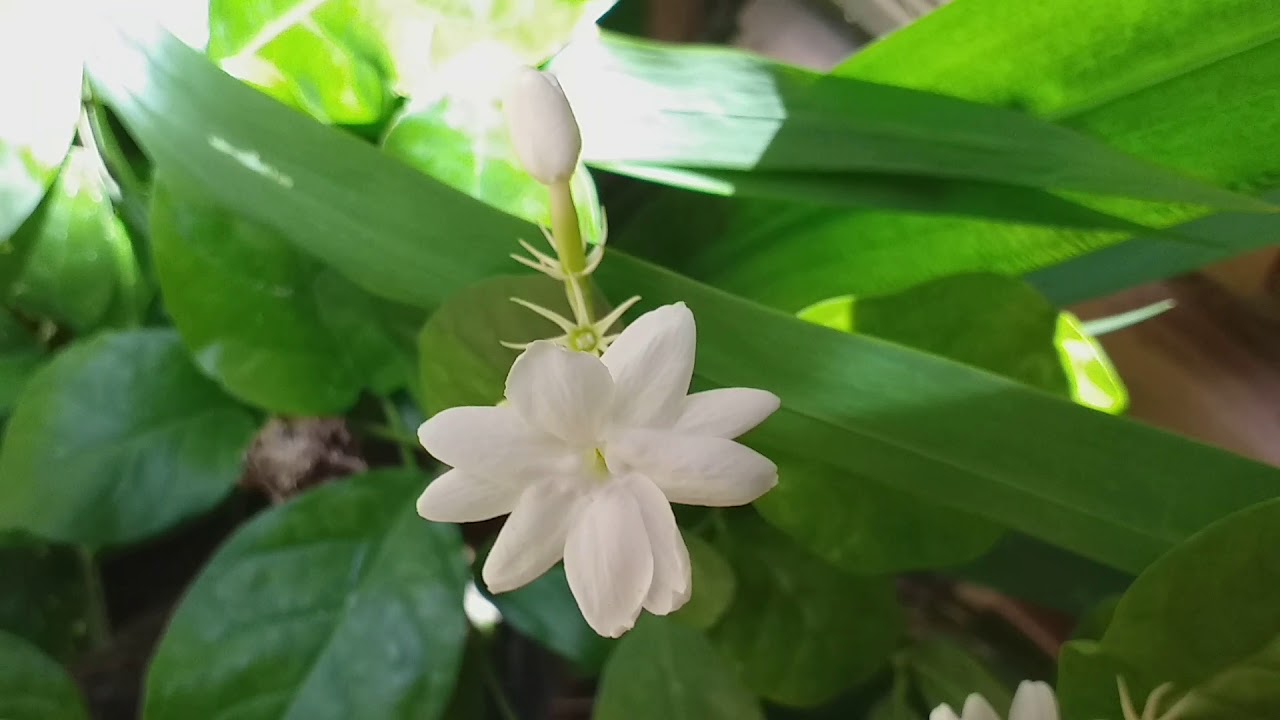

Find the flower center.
[
  {"left": 587, "top": 447, "right": 611, "bottom": 481},
  {"left": 568, "top": 326, "right": 599, "bottom": 352}
]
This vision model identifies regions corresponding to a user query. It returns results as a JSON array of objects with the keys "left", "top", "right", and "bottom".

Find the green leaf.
[
  {"left": 615, "top": 2, "right": 1280, "bottom": 313},
  {"left": 483, "top": 563, "right": 612, "bottom": 674},
  {"left": 145, "top": 469, "right": 470, "bottom": 720},
  {"left": 208, "top": 0, "right": 618, "bottom": 123},
  {"left": 0, "top": 312, "right": 45, "bottom": 416},
  {"left": 417, "top": 274, "right": 606, "bottom": 414},
  {"left": 595, "top": 616, "right": 765, "bottom": 720},
  {"left": 602, "top": 163, "right": 1162, "bottom": 231},
  {"left": 710, "top": 513, "right": 902, "bottom": 707},
  {"left": 151, "top": 178, "right": 420, "bottom": 414},
  {"left": 1057, "top": 498, "right": 1280, "bottom": 720},
  {"left": 672, "top": 534, "right": 735, "bottom": 630},
  {"left": 550, "top": 32, "right": 1264, "bottom": 210},
  {"left": 0, "top": 532, "right": 91, "bottom": 661},
  {"left": 383, "top": 96, "right": 603, "bottom": 239},
  {"left": 1027, "top": 190, "right": 1280, "bottom": 306},
  {"left": 91, "top": 27, "right": 1280, "bottom": 576},
  {"left": 903, "top": 638, "right": 1012, "bottom": 716},
  {"left": 755, "top": 454, "right": 1002, "bottom": 575},
  {"left": 0, "top": 329, "right": 257, "bottom": 547},
  {"left": 0, "top": 629, "right": 88, "bottom": 720},
  {"left": 0, "top": 149, "right": 147, "bottom": 333},
  {"left": 949, "top": 535, "right": 1131, "bottom": 616},
  {"left": 0, "top": 0, "right": 83, "bottom": 239}
]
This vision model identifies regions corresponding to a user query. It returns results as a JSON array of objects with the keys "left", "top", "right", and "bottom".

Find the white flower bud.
[{"left": 502, "top": 67, "right": 582, "bottom": 185}]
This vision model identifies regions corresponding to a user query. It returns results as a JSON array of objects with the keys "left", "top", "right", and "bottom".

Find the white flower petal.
[
  {"left": 961, "top": 694, "right": 1001, "bottom": 720},
  {"left": 506, "top": 341, "right": 613, "bottom": 447},
  {"left": 417, "top": 405, "right": 567, "bottom": 477},
  {"left": 564, "top": 482, "right": 654, "bottom": 637},
  {"left": 607, "top": 428, "right": 777, "bottom": 507},
  {"left": 416, "top": 469, "right": 522, "bottom": 523},
  {"left": 673, "top": 387, "right": 780, "bottom": 439},
  {"left": 930, "top": 705, "right": 962, "bottom": 720},
  {"left": 482, "top": 482, "right": 581, "bottom": 593},
  {"left": 601, "top": 303, "right": 696, "bottom": 427},
  {"left": 1009, "top": 681, "right": 1058, "bottom": 720},
  {"left": 624, "top": 474, "right": 691, "bottom": 615}
]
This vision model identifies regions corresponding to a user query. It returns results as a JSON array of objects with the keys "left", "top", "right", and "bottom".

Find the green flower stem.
[
  {"left": 379, "top": 397, "right": 417, "bottom": 468},
  {"left": 77, "top": 545, "right": 111, "bottom": 650},
  {"left": 548, "top": 181, "right": 594, "bottom": 326}
]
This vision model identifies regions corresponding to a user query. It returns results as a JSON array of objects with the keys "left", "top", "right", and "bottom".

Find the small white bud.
[{"left": 502, "top": 67, "right": 582, "bottom": 185}]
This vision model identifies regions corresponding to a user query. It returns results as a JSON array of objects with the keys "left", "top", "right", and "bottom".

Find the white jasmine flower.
[
  {"left": 932, "top": 681, "right": 1059, "bottom": 720},
  {"left": 502, "top": 67, "right": 582, "bottom": 185},
  {"left": 416, "top": 303, "right": 779, "bottom": 637}
]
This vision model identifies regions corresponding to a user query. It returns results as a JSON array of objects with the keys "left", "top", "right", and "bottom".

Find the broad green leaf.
[
  {"left": 383, "top": 98, "right": 603, "bottom": 240},
  {"left": 904, "top": 638, "right": 1012, "bottom": 716},
  {"left": 207, "top": 0, "right": 393, "bottom": 125},
  {"left": 1058, "top": 498, "right": 1280, "bottom": 720},
  {"left": 0, "top": 532, "right": 91, "bottom": 661},
  {"left": 602, "top": 163, "right": 1162, "bottom": 231},
  {"left": 0, "top": 149, "right": 147, "bottom": 332},
  {"left": 151, "top": 178, "right": 420, "bottom": 414},
  {"left": 1027, "top": 189, "right": 1280, "bottom": 306},
  {"left": 0, "top": 312, "right": 45, "bottom": 416},
  {"left": 417, "top": 274, "right": 607, "bottom": 414},
  {"left": 483, "top": 563, "right": 612, "bottom": 674},
  {"left": 0, "top": 329, "right": 257, "bottom": 547},
  {"left": 710, "top": 514, "right": 902, "bottom": 707},
  {"left": 0, "top": 0, "right": 83, "bottom": 239},
  {"left": 550, "top": 32, "right": 1264, "bottom": 210},
  {"left": 145, "top": 470, "right": 470, "bottom": 720},
  {"left": 797, "top": 275, "right": 1126, "bottom": 413},
  {"left": 615, "top": 2, "right": 1280, "bottom": 313},
  {"left": 0, "top": 629, "right": 88, "bottom": 720},
  {"left": 672, "top": 534, "right": 735, "bottom": 630},
  {"left": 208, "top": 0, "right": 618, "bottom": 123},
  {"left": 595, "top": 616, "right": 764, "bottom": 720},
  {"left": 90, "top": 26, "right": 1280, "bottom": 576},
  {"left": 756, "top": 454, "right": 1001, "bottom": 575}
]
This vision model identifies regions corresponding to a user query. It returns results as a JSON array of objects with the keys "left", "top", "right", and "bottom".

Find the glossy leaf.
[
  {"left": 755, "top": 454, "right": 1001, "bottom": 575},
  {"left": 1028, "top": 188, "right": 1280, "bottom": 306},
  {"left": 595, "top": 616, "right": 764, "bottom": 720},
  {"left": 208, "top": 0, "right": 618, "bottom": 123},
  {"left": 417, "top": 274, "right": 606, "bottom": 414},
  {"left": 673, "top": 534, "right": 735, "bottom": 630},
  {"left": 550, "top": 32, "right": 1264, "bottom": 210},
  {"left": 0, "top": 149, "right": 147, "bottom": 332},
  {"left": 615, "top": 1, "right": 1280, "bottom": 313},
  {"left": 0, "top": 532, "right": 91, "bottom": 661},
  {"left": 145, "top": 469, "right": 470, "bottom": 720},
  {"left": 1058, "top": 497, "right": 1280, "bottom": 720},
  {"left": 151, "top": 178, "right": 420, "bottom": 414},
  {"left": 0, "top": 0, "right": 83, "bottom": 239},
  {"left": 483, "top": 562, "right": 612, "bottom": 673},
  {"left": 710, "top": 514, "right": 902, "bottom": 707},
  {"left": 0, "top": 329, "right": 257, "bottom": 547},
  {"left": 383, "top": 97, "right": 603, "bottom": 240},
  {"left": 90, "top": 26, "right": 1280, "bottom": 575},
  {"left": 0, "top": 629, "right": 88, "bottom": 720},
  {"left": 602, "top": 163, "right": 1162, "bottom": 231}
]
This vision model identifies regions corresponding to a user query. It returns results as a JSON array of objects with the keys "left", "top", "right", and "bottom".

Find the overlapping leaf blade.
[{"left": 87, "top": 21, "right": 1280, "bottom": 576}]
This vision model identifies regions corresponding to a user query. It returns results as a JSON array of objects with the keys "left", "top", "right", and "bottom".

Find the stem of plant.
[
  {"left": 548, "top": 181, "right": 594, "bottom": 323},
  {"left": 482, "top": 658, "right": 520, "bottom": 720},
  {"left": 379, "top": 397, "right": 416, "bottom": 468},
  {"left": 77, "top": 545, "right": 111, "bottom": 650}
]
